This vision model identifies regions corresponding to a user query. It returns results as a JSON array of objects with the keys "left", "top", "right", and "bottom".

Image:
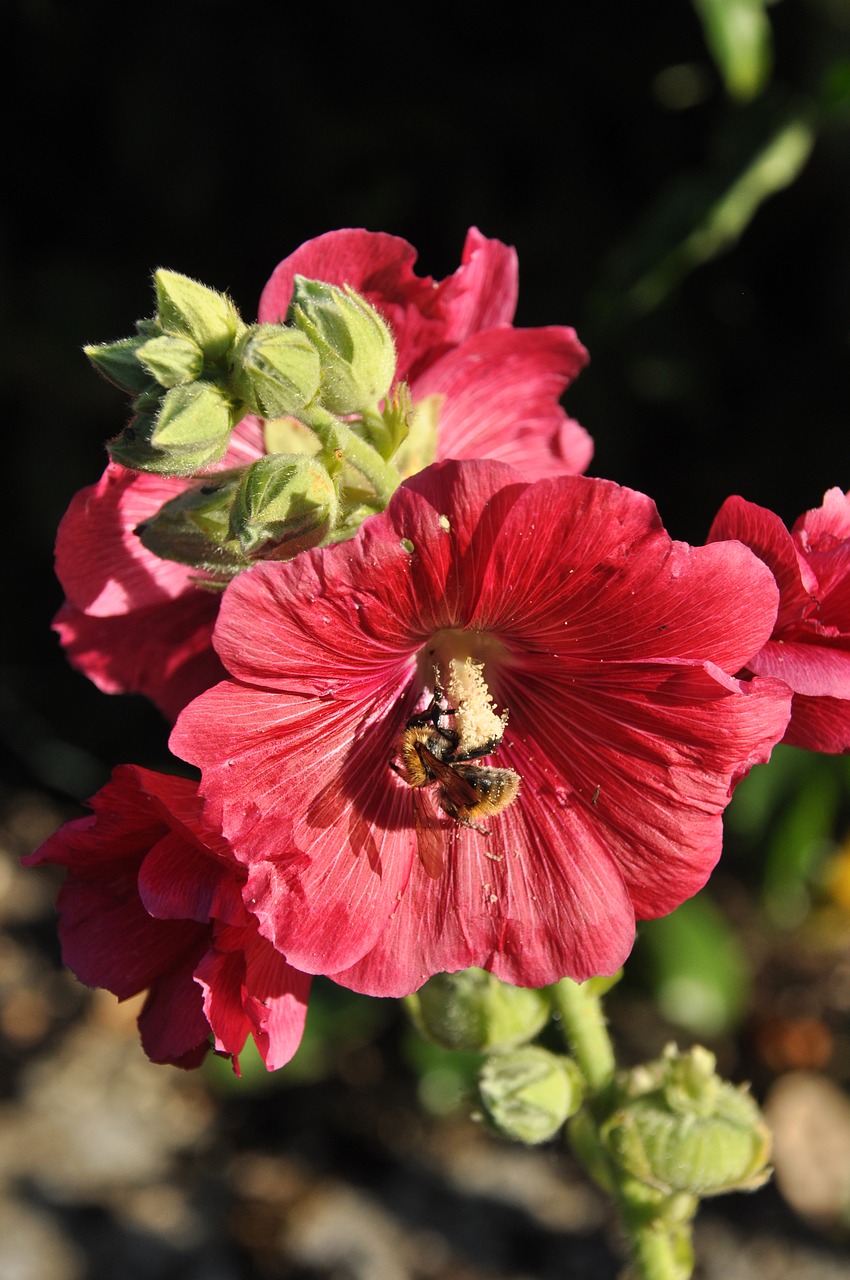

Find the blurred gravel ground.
[{"left": 3, "top": 786, "right": 850, "bottom": 1280}]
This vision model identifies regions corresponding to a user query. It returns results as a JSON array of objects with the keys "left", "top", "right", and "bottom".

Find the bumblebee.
[{"left": 391, "top": 694, "right": 520, "bottom": 878}]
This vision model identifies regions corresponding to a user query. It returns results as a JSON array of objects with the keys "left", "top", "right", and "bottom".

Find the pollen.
[{"left": 443, "top": 657, "right": 508, "bottom": 758}]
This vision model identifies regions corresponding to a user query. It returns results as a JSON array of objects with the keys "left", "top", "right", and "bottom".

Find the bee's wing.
[
  {"left": 427, "top": 759, "right": 488, "bottom": 822},
  {"left": 412, "top": 787, "right": 445, "bottom": 879},
  {"left": 419, "top": 748, "right": 483, "bottom": 810}
]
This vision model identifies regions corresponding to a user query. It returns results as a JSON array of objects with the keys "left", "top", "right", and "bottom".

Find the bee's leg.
[
  {"left": 442, "top": 804, "right": 491, "bottom": 835},
  {"left": 458, "top": 817, "right": 491, "bottom": 836}
]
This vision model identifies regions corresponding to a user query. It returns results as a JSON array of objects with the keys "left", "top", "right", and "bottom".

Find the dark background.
[{"left": 3, "top": 0, "right": 849, "bottom": 801}]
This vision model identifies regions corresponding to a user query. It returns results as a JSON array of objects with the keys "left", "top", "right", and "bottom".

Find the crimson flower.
[
  {"left": 56, "top": 228, "right": 589, "bottom": 719},
  {"left": 170, "top": 460, "right": 792, "bottom": 997},
  {"left": 259, "top": 226, "right": 592, "bottom": 479},
  {"left": 708, "top": 488, "right": 850, "bottom": 751},
  {"left": 23, "top": 765, "right": 310, "bottom": 1071}
]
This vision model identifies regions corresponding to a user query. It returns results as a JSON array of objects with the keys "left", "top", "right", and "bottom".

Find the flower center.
[{"left": 419, "top": 631, "right": 512, "bottom": 758}]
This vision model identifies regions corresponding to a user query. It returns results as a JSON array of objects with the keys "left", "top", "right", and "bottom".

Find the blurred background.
[{"left": 2, "top": 1, "right": 850, "bottom": 1276}]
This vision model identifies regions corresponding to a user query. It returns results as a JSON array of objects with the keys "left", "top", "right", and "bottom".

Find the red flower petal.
[
  {"left": 196, "top": 928, "right": 311, "bottom": 1071},
  {"left": 26, "top": 764, "right": 312, "bottom": 1072},
  {"left": 52, "top": 417, "right": 264, "bottom": 719},
  {"left": 420, "top": 326, "right": 592, "bottom": 478},
  {"left": 54, "top": 594, "right": 223, "bottom": 722},
  {"left": 709, "top": 496, "right": 817, "bottom": 630},
  {"left": 709, "top": 490, "right": 850, "bottom": 752},
  {"left": 783, "top": 693, "right": 850, "bottom": 752}
]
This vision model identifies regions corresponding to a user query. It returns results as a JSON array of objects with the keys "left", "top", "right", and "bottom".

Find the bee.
[{"left": 390, "top": 694, "right": 521, "bottom": 879}]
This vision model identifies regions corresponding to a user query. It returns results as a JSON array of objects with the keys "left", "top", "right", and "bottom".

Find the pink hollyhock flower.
[
  {"left": 56, "top": 229, "right": 589, "bottom": 718},
  {"left": 259, "top": 226, "right": 592, "bottom": 479},
  {"left": 23, "top": 765, "right": 310, "bottom": 1071},
  {"left": 708, "top": 489, "right": 850, "bottom": 751},
  {"left": 170, "top": 459, "right": 792, "bottom": 997}
]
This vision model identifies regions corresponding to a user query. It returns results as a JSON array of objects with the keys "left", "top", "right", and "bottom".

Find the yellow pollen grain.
[{"left": 444, "top": 657, "right": 507, "bottom": 757}]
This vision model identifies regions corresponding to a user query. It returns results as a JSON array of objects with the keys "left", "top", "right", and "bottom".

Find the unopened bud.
[
  {"left": 406, "top": 969, "right": 550, "bottom": 1053},
  {"left": 600, "top": 1044, "right": 772, "bottom": 1197},
  {"left": 479, "top": 1047, "right": 583, "bottom": 1145},
  {"left": 154, "top": 270, "right": 243, "bottom": 363},
  {"left": 136, "top": 333, "right": 204, "bottom": 388},
  {"left": 109, "top": 382, "right": 236, "bottom": 475},
  {"left": 289, "top": 277, "right": 397, "bottom": 414},
  {"left": 84, "top": 336, "right": 157, "bottom": 395},
  {"left": 231, "top": 325, "right": 322, "bottom": 418},
  {"left": 136, "top": 468, "right": 247, "bottom": 571},
  {"left": 229, "top": 453, "right": 339, "bottom": 559}
]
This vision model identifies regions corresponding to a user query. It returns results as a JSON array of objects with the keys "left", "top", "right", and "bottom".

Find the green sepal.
[
  {"left": 391, "top": 390, "right": 440, "bottom": 477},
  {"left": 599, "top": 1044, "right": 773, "bottom": 1197},
  {"left": 229, "top": 453, "right": 339, "bottom": 560},
  {"left": 152, "top": 382, "right": 235, "bottom": 450},
  {"left": 231, "top": 325, "right": 322, "bottom": 418},
  {"left": 84, "top": 336, "right": 158, "bottom": 395},
  {"left": 289, "top": 276, "right": 397, "bottom": 415},
  {"left": 109, "top": 382, "right": 236, "bottom": 475},
  {"left": 136, "top": 469, "right": 248, "bottom": 571},
  {"left": 132, "top": 385, "right": 166, "bottom": 416},
  {"left": 154, "top": 269, "right": 244, "bottom": 362},
  {"left": 137, "top": 453, "right": 342, "bottom": 570},
  {"left": 136, "top": 333, "right": 204, "bottom": 388},
  {"left": 478, "top": 1047, "right": 584, "bottom": 1146},
  {"left": 405, "top": 969, "right": 551, "bottom": 1054}
]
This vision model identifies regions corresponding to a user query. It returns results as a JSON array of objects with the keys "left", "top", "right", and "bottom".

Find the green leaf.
[{"left": 693, "top": 0, "right": 775, "bottom": 103}]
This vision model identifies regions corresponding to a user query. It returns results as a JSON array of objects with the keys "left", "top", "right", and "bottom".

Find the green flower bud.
[
  {"left": 84, "top": 336, "right": 158, "bottom": 395},
  {"left": 109, "top": 382, "right": 236, "bottom": 475},
  {"left": 137, "top": 453, "right": 341, "bottom": 571},
  {"left": 406, "top": 969, "right": 551, "bottom": 1054},
  {"left": 231, "top": 325, "right": 322, "bottom": 418},
  {"left": 600, "top": 1044, "right": 772, "bottom": 1197},
  {"left": 154, "top": 270, "right": 243, "bottom": 363},
  {"left": 136, "top": 468, "right": 248, "bottom": 572},
  {"left": 135, "top": 333, "right": 204, "bottom": 388},
  {"left": 289, "top": 276, "right": 397, "bottom": 415},
  {"left": 229, "top": 453, "right": 339, "bottom": 560},
  {"left": 479, "top": 1047, "right": 584, "bottom": 1145}
]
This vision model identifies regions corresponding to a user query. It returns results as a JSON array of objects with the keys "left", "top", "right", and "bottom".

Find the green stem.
[
  {"left": 549, "top": 977, "right": 616, "bottom": 1094},
  {"left": 305, "top": 406, "right": 401, "bottom": 509},
  {"left": 624, "top": 1214, "right": 692, "bottom": 1280},
  {"left": 342, "top": 429, "right": 401, "bottom": 507},
  {"left": 550, "top": 977, "right": 693, "bottom": 1280}
]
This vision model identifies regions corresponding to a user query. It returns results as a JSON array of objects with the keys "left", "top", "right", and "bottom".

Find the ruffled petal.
[
  {"left": 54, "top": 593, "right": 223, "bottom": 722},
  {"left": 748, "top": 638, "right": 850, "bottom": 697},
  {"left": 172, "top": 679, "right": 420, "bottom": 974},
  {"left": 783, "top": 693, "right": 850, "bottom": 752},
  {"left": 708, "top": 495, "right": 817, "bottom": 630},
  {"left": 137, "top": 948, "right": 211, "bottom": 1066},
  {"left": 196, "top": 928, "right": 311, "bottom": 1070},
  {"left": 416, "top": 326, "right": 591, "bottom": 479}
]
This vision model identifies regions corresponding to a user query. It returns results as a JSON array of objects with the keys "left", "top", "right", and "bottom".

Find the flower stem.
[
  {"left": 624, "top": 1214, "right": 693, "bottom": 1280},
  {"left": 342, "top": 428, "right": 402, "bottom": 507},
  {"left": 305, "top": 405, "right": 401, "bottom": 509},
  {"left": 550, "top": 977, "right": 694, "bottom": 1280},
  {"left": 549, "top": 976, "right": 616, "bottom": 1094}
]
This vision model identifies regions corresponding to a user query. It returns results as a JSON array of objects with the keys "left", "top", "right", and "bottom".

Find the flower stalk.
[{"left": 552, "top": 976, "right": 692, "bottom": 1279}]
